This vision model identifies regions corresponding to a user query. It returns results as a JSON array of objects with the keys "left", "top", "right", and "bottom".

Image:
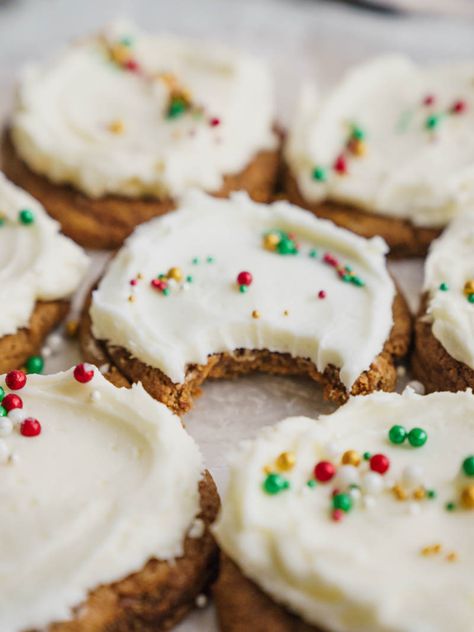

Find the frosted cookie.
[
  {"left": 213, "top": 389, "right": 474, "bottom": 632},
  {"left": 413, "top": 209, "right": 474, "bottom": 392},
  {"left": 0, "top": 366, "right": 218, "bottom": 632},
  {"left": 4, "top": 21, "right": 278, "bottom": 250},
  {"left": 284, "top": 56, "right": 474, "bottom": 257},
  {"left": 0, "top": 172, "right": 88, "bottom": 373},
  {"left": 80, "top": 191, "right": 411, "bottom": 414}
]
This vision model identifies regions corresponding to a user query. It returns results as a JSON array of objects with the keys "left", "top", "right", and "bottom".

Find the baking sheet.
[{"left": 0, "top": 0, "right": 472, "bottom": 629}]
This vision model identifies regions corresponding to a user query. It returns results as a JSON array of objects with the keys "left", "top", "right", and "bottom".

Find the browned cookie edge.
[{"left": 2, "top": 129, "right": 280, "bottom": 250}]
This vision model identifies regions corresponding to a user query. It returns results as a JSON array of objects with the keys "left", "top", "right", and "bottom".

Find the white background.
[{"left": 1, "top": 0, "right": 473, "bottom": 629}]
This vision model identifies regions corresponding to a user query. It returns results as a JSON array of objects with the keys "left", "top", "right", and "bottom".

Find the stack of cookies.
[{"left": 1, "top": 20, "right": 473, "bottom": 632}]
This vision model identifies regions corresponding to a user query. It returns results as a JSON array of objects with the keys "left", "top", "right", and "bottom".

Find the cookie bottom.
[
  {"left": 79, "top": 290, "right": 411, "bottom": 415},
  {"left": 45, "top": 472, "right": 219, "bottom": 632},
  {"left": 0, "top": 300, "right": 69, "bottom": 374},
  {"left": 2, "top": 130, "right": 280, "bottom": 250},
  {"left": 284, "top": 167, "right": 440, "bottom": 258},
  {"left": 214, "top": 554, "right": 319, "bottom": 632},
  {"left": 413, "top": 295, "right": 474, "bottom": 393}
]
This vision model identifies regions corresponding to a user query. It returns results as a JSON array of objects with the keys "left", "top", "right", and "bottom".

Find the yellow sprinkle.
[
  {"left": 464, "top": 280, "right": 474, "bottom": 296},
  {"left": 263, "top": 233, "right": 279, "bottom": 251},
  {"left": 413, "top": 487, "right": 426, "bottom": 501},
  {"left": 252, "top": 310, "right": 261, "bottom": 319},
  {"left": 351, "top": 139, "right": 366, "bottom": 157},
  {"left": 276, "top": 451, "right": 296, "bottom": 471},
  {"left": 446, "top": 552, "right": 458, "bottom": 562},
  {"left": 167, "top": 267, "right": 183, "bottom": 282},
  {"left": 421, "top": 543, "right": 442, "bottom": 556},
  {"left": 110, "top": 44, "right": 130, "bottom": 65},
  {"left": 341, "top": 449, "right": 361, "bottom": 467},
  {"left": 461, "top": 484, "right": 474, "bottom": 509},
  {"left": 108, "top": 119, "right": 125, "bottom": 135},
  {"left": 392, "top": 485, "right": 408, "bottom": 501},
  {"left": 65, "top": 320, "right": 79, "bottom": 338},
  {"left": 128, "top": 295, "right": 136, "bottom": 303},
  {"left": 263, "top": 464, "right": 272, "bottom": 475}
]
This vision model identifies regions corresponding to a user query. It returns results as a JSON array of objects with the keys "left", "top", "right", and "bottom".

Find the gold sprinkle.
[
  {"left": 392, "top": 485, "right": 408, "bottom": 501},
  {"left": 137, "top": 273, "right": 143, "bottom": 280},
  {"left": 446, "top": 551, "right": 458, "bottom": 562},
  {"left": 464, "top": 280, "right": 474, "bottom": 296},
  {"left": 167, "top": 267, "right": 183, "bottom": 282},
  {"left": 350, "top": 139, "right": 366, "bottom": 157},
  {"left": 108, "top": 119, "right": 125, "bottom": 134},
  {"left": 276, "top": 451, "right": 296, "bottom": 471},
  {"left": 65, "top": 320, "right": 79, "bottom": 338},
  {"left": 252, "top": 310, "right": 261, "bottom": 319},
  {"left": 413, "top": 487, "right": 426, "bottom": 501},
  {"left": 128, "top": 295, "right": 136, "bottom": 303},
  {"left": 461, "top": 484, "right": 474, "bottom": 509},
  {"left": 263, "top": 233, "right": 279, "bottom": 251},
  {"left": 263, "top": 464, "right": 272, "bottom": 474},
  {"left": 110, "top": 43, "right": 130, "bottom": 65},
  {"left": 283, "top": 310, "right": 289, "bottom": 317},
  {"left": 341, "top": 449, "right": 361, "bottom": 467},
  {"left": 421, "top": 543, "right": 442, "bottom": 556}
]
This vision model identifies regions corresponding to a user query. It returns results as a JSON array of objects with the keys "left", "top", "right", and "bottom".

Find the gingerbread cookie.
[
  {"left": 80, "top": 191, "right": 411, "bottom": 414},
  {"left": 413, "top": 209, "right": 474, "bottom": 392},
  {"left": 0, "top": 172, "right": 88, "bottom": 374},
  {"left": 284, "top": 56, "right": 474, "bottom": 256},
  {"left": 214, "top": 389, "right": 474, "bottom": 632},
  {"left": 5, "top": 21, "right": 279, "bottom": 249},
  {"left": 0, "top": 366, "right": 219, "bottom": 631}
]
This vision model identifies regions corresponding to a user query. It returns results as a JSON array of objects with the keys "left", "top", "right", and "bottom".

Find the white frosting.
[
  {"left": 285, "top": 55, "right": 474, "bottom": 228},
  {"left": 423, "top": 209, "right": 474, "bottom": 370},
  {"left": 90, "top": 191, "right": 395, "bottom": 391},
  {"left": 0, "top": 172, "right": 88, "bottom": 338},
  {"left": 12, "top": 21, "right": 276, "bottom": 199},
  {"left": 0, "top": 369, "right": 203, "bottom": 632},
  {"left": 214, "top": 389, "right": 474, "bottom": 632}
]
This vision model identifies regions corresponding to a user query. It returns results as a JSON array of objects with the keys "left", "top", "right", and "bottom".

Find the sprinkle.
[
  {"left": 314, "top": 460, "right": 336, "bottom": 483},
  {"left": 463, "top": 279, "right": 474, "bottom": 295},
  {"left": 348, "top": 138, "right": 366, "bottom": 157},
  {"left": 413, "top": 487, "right": 426, "bottom": 500},
  {"left": 0, "top": 418, "right": 13, "bottom": 437},
  {"left": 421, "top": 543, "right": 442, "bottom": 556},
  {"left": 73, "top": 363, "right": 94, "bottom": 384},
  {"left": 389, "top": 424, "right": 407, "bottom": 445},
  {"left": 90, "top": 390, "right": 101, "bottom": 403},
  {"left": 209, "top": 117, "right": 221, "bottom": 127},
  {"left": 333, "top": 154, "right": 347, "bottom": 175},
  {"left": 251, "top": 310, "right": 261, "bottom": 319},
  {"left": 451, "top": 99, "right": 467, "bottom": 114},
  {"left": 363, "top": 451, "right": 371, "bottom": 460},
  {"left": 237, "top": 271, "right": 253, "bottom": 287},
  {"left": 20, "top": 417, "right": 41, "bottom": 437},
  {"left": 461, "top": 484, "right": 474, "bottom": 509},
  {"left": 407, "top": 427, "right": 428, "bottom": 448},
  {"left": 25, "top": 355, "right": 44, "bottom": 374},
  {"left": 392, "top": 485, "right": 408, "bottom": 501},
  {"left": 423, "top": 94, "right": 436, "bottom": 106},
  {"left": 332, "top": 508, "right": 344, "bottom": 522},
  {"left": 341, "top": 450, "right": 361, "bottom": 467},
  {"left": 283, "top": 310, "right": 289, "bottom": 316},
  {"left": 462, "top": 455, "right": 474, "bottom": 477},
  {"left": 192, "top": 257, "right": 200, "bottom": 265},
  {"left": 108, "top": 119, "right": 125, "bottom": 134},
  {"left": 402, "top": 464, "right": 424, "bottom": 487},
  {"left": 369, "top": 454, "right": 390, "bottom": 475},
  {"left": 239, "top": 285, "right": 249, "bottom": 293},
  {"left": 439, "top": 282, "right": 449, "bottom": 291},
  {"left": 195, "top": 594, "right": 208, "bottom": 608},
  {"left": 206, "top": 256, "right": 215, "bottom": 263},
  {"left": 446, "top": 552, "right": 458, "bottom": 562},
  {"left": 425, "top": 113, "right": 442, "bottom": 130},
  {"left": 333, "top": 492, "right": 352, "bottom": 513},
  {"left": 263, "top": 233, "right": 280, "bottom": 251},
  {"left": 263, "top": 472, "right": 290, "bottom": 495},
  {"left": 128, "top": 295, "right": 135, "bottom": 302},
  {"left": 167, "top": 267, "right": 182, "bottom": 282},
  {"left": 5, "top": 370, "right": 27, "bottom": 391},
  {"left": 124, "top": 59, "right": 140, "bottom": 72},
  {"left": 312, "top": 166, "right": 327, "bottom": 182},
  {"left": 427, "top": 489, "right": 437, "bottom": 499},
  {"left": 309, "top": 249, "right": 318, "bottom": 258},
  {"left": 276, "top": 451, "right": 296, "bottom": 471},
  {"left": 445, "top": 501, "right": 456, "bottom": 511},
  {"left": 186, "top": 275, "right": 193, "bottom": 283},
  {"left": 65, "top": 320, "right": 79, "bottom": 338},
  {"left": 19, "top": 209, "right": 35, "bottom": 225},
  {"left": 318, "top": 290, "right": 326, "bottom": 299},
  {"left": 307, "top": 479, "right": 317, "bottom": 488}
]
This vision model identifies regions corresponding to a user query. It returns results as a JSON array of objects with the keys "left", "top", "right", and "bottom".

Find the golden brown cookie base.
[
  {"left": 79, "top": 289, "right": 411, "bottom": 415},
  {"left": 0, "top": 300, "right": 69, "bottom": 374},
  {"left": 413, "top": 294, "right": 474, "bottom": 393},
  {"left": 283, "top": 167, "right": 441, "bottom": 258},
  {"left": 40, "top": 472, "right": 219, "bottom": 632},
  {"left": 2, "top": 130, "right": 280, "bottom": 250},
  {"left": 214, "top": 554, "right": 320, "bottom": 632}
]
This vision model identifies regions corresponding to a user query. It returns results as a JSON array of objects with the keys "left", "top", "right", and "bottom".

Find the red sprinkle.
[
  {"left": 5, "top": 370, "right": 27, "bottom": 390},
  {"left": 423, "top": 94, "right": 436, "bottom": 106},
  {"left": 151, "top": 279, "right": 167, "bottom": 291},
  {"left": 318, "top": 290, "right": 326, "bottom": 299},
  {"left": 370, "top": 453, "right": 390, "bottom": 475},
  {"left": 323, "top": 253, "right": 339, "bottom": 267},
  {"left": 237, "top": 271, "right": 253, "bottom": 286},
  {"left": 2, "top": 393, "right": 23, "bottom": 412},
  {"left": 314, "top": 461, "right": 336, "bottom": 483},
  {"left": 124, "top": 59, "right": 140, "bottom": 72},
  {"left": 73, "top": 363, "right": 94, "bottom": 384},
  {"left": 451, "top": 99, "right": 467, "bottom": 114},
  {"left": 210, "top": 117, "right": 221, "bottom": 127},
  {"left": 20, "top": 417, "right": 41, "bottom": 437},
  {"left": 333, "top": 154, "right": 347, "bottom": 175},
  {"left": 130, "top": 279, "right": 138, "bottom": 286},
  {"left": 332, "top": 509, "right": 344, "bottom": 522}
]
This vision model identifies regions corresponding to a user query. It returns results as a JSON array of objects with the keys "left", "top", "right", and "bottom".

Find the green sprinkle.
[
  {"left": 120, "top": 36, "right": 134, "bottom": 47},
  {"left": 351, "top": 124, "right": 365, "bottom": 141},
  {"left": 468, "top": 293, "right": 474, "bottom": 304},
  {"left": 363, "top": 451, "right": 371, "bottom": 461},
  {"left": 306, "top": 479, "right": 317, "bottom": 488},
  {"left": 427, "top": 489, "right": 437, "bottom": 499},
  {"left": 351, "top": 276, "right": 365, "bottom": 287},
  {"left": 341, "top": 274, "right": 352, "bottom": 283},
  {"left": 333, "top": 492, "right": 353, "bottom": 513},
  {"left": 263, "top": 472, "right": 290, "bottom": 495},
  {"left": 277, "top": 237, "right": 298, "bottom": 255},
  {"left": 162, "top": 288, "right": 170, "bottom": 296},
  {"left": 389, "top": 424, "right": 407, "bottom": 445},
  {"left": 186, "top": 275, "right": 193, "bottom": 283},
  {"left": 312, "top": 166, "right": 327, "bottom": 182},
  {"left": 239, "top": 285, "right": 249, "bottom": 293},
  {"left": 0, "top": 405, "right": 6, "bottom": 417},
  {"left": 0, "top": 386, "right": 4, "bottom": 403},
  {"left": 167, "top": 98, "right": 187, "bottom": 119},
  {"left": 192, "top": 257, "right": 200, "bottom": 265},
  {"left": 462, "top": 455, "right": 474, "bottom": 477},
  {"left": 445, "top": 501, "right": 456, "bottom": 512},
  {"left": 0, "top": 216, "right": 5, "bottom": 226},
  {"left": 439, "top": 282, "right": 449, "bottom": 292},
  {"left": 309, "top": 249, "right": 318, "bottom": 258},
  {"left": 19, "top": 209, "right": 35, "bottom": 225},
  {"left": 25, "top": 355, "right": 44, "bottom": 374},
  {"left": 407, "top": 427, "right": 428, "bottom": 448},
  {"left": 425, "top": 114, "right": 441, "bottom": 130},
  {"left": 206, "top": 256, "right": 215, "bottom": 264}
]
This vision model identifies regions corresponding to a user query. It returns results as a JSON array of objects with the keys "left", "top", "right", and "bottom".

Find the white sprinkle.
[
  {"left": 181, "top": 283, "right": 190, "bottom": 292},
  {"left": 0, "top": 440, "right": 9, "bottom": 464},
  {"left": 336, "top": 465, "right": 360, "bottom": 488},
  {"left": 402, "top": 464, "right": 424, "bottom": 488},
  {"left": 407, "top": 380, "right": 425, "bottom": 395},
  {"left": 195, "top": 594, "right": 208, "bottom": 608},
  {"left": 47, "top": 333, "right": 63, "bottom": 351},
  {"left": 41, "top": 346, "right": 52, "bottom": 359},
  {"left": 349, "top": 487, "right": 362, "bottom": 502},
  {"left": 396, "top": 365, "right": 407, "bottom": 377},
  {"left": 362, "top": 472, "right": 384, "bottom": 496},
  {"left": 188, "top": 518, "right": 205, "bottom": 539},
  {"left": 363, "top": 495, "right": 376, "bottom": 510},
  {"left": 408, "top": 502, "right": 421, "bottom": 516},
  {"left": 0, "top": 418, "right": 13, "bottom": 437},
  {"left": 325, "top": 442, "right": 340, "bottom": 460},
  {"left": 90, "top": 390, "right": 101, "bottom": 403},
  {"left": 8, "top": 409, "right": 26, "bottom": 426}
]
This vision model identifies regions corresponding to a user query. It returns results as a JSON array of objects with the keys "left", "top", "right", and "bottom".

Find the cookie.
[
  {"left": 213, "top": 390, "right": 474, "bottom": 632},
  {"left": 0, "top": 368, "right": 219, "bottom": 631},
  {"left": 5, "top": 21, "right": 279, "bottom": 250},
  {"left": 0, "top": 172, "right": 88, "bottom": 373},
  {"left": 284, "top": 56, "right": 474, "bottom": 256},
  {"left": 80, "top": 191, "right": 411, "bottom": 414},
  {"left": 413, "top": 210, "right": 474, "bottom": 392}
]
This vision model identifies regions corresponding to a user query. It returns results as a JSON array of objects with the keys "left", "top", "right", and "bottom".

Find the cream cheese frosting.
[
  {"left": 11, "top": 21, "right": 277, "bottom": 199},
  {"left": 0, "top": 368, "right": 203, "bottom": 632},
  {"left": 214, "top": 389, "right": 474, "bottom": 632},
  {"left": 90, "top": 191, "right": 395, "bottom": 390},
  {"left": 0, "top": 171, "right": 88, "bottom": 338},
  {"left": 423, "top": 209, "right": 474, "bottom": 370},
  {"left": 285, "top": 55, "right": 474, "bottom": 228}
]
